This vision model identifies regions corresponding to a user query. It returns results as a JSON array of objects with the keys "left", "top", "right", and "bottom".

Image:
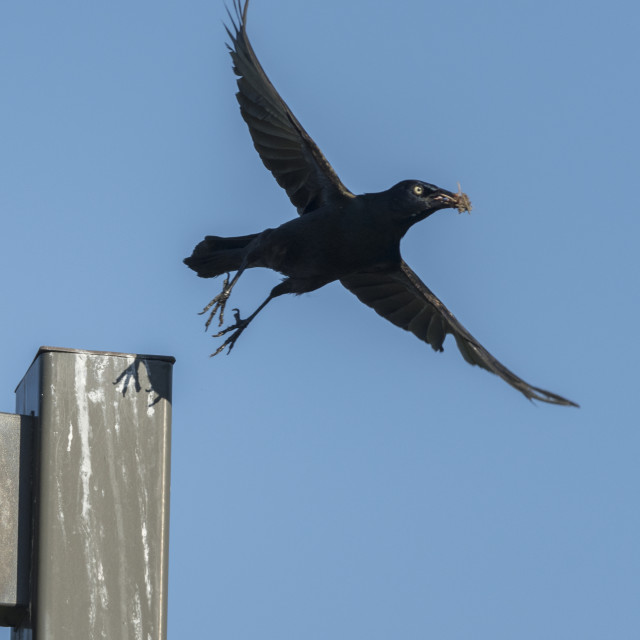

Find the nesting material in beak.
[{"left": 453, "top": 182, "right": 472, "bottom": 214}]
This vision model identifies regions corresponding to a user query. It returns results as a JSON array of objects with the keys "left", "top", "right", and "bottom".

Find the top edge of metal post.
[{"left": 15, "top": 346, "right": 176, "bottom": 392}]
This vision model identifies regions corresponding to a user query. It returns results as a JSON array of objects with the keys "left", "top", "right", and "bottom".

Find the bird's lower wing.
[{"left": 340, "top": 261, "right": 578, "bottom": 406}]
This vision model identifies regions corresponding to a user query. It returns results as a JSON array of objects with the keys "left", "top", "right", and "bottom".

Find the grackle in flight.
[{"left": 184, "top": 0, "right": 578, "bottom": 407}]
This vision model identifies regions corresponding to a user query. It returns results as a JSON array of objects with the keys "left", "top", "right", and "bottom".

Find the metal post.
[
  {"left": 0, "top": 412, "right": 35, "bottom": 628},
  {"left": 10, "top": 347, "right": 174, "bottom": 640}
]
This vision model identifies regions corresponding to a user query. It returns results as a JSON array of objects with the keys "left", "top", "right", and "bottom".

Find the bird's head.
[{"left": 388, "top": 180, "right": 472, "bottom": 225}]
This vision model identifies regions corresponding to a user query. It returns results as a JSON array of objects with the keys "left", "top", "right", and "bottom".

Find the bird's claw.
[
  {"left": 199, "top": 273, "right": 232, "bottom": 330},
  {"left": 210, "top": 309, "right": 248, "bottom": 357}
]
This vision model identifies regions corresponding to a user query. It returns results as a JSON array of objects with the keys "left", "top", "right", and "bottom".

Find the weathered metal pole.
[
  {"left": 9, "top": 347, "right": 173, "bottom": 640},
  {"left": 0, "top": 412, "right": 35, "bottom": 628}
]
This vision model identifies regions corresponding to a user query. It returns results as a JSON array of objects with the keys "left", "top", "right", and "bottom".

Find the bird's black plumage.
[{"left": 184, "top": 0, "right": 578, "bottom": 407}]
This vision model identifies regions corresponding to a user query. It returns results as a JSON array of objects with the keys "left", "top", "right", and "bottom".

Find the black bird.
[{"left": 184, "top": 0, "right": 577, "bottom": 407}]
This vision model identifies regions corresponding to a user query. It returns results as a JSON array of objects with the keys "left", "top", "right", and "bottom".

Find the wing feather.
[
  {"left": 341, "top": 262, "right": 578, "bottom": 406},
  {"left": 226, "top": 1, "right": 355, "bottom": 214}
]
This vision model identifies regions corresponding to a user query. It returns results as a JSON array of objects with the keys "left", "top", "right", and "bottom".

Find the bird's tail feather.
[{"left": 183, "top": 233, "right": 258, "bottom": 278}]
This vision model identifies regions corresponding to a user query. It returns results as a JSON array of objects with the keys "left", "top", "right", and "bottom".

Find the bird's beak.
[{"left": 434, "top": 184, "right": 472, "bottom": 214}]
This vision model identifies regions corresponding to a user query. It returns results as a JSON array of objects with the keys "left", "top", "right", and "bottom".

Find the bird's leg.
[
  {"left": 210, "top": 277, "right": 327, "bottom": 357},
  {"left": 199, "top": 263, "right": 247, "bottom": 330},
  {"left": 211, "top": 293, "right": 275, "bottom": 357}
]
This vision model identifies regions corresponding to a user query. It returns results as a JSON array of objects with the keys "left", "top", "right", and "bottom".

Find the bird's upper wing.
[
  {"left": 340, "top": 261, "right": 578, "bottom": 406},
  {"left": 225, "top": 1, "right": 355, "bottom": 215}
]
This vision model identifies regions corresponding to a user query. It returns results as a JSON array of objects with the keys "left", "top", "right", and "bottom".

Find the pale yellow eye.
[{"left": 412, "top": 184, "right": 424, "bottom": 196}]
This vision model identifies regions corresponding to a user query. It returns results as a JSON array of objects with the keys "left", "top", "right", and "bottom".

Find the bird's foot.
[
  {"left": 210, "top": 309, "right": 249, "bottom": 357},
  {"left": 199, "top": 273, "right": 232, "bottom": 330}
]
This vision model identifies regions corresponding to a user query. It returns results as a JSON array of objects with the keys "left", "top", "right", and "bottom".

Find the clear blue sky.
[{"left": 1, "top": 0, "right": 639, "bottom": 638}]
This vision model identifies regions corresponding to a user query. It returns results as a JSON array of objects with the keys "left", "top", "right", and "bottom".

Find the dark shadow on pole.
[{"left": 113, "top": 355, "right": 174, "bottom": 406}]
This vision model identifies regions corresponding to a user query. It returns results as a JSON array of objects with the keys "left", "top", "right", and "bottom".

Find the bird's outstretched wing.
[
  {"left": 341, "top": 262, "right": 578, "bottom": 406},
  {"left": 225, "top": 0, "right": 355, "bottom": 215}
]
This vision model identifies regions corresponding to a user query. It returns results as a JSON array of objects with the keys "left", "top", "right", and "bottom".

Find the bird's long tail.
[{"left": 183, "top": 233, "right": 258, "bottom": 278}]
